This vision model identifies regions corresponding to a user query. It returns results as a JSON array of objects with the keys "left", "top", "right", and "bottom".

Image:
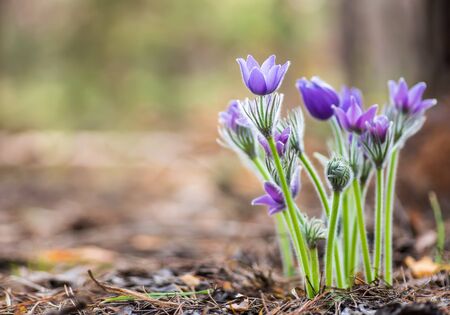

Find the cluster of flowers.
[{"left": 218, "top": 55, "right": 436, "bottom": 298}]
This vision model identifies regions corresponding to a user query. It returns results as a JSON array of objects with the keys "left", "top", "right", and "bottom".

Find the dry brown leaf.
[
  {"left": 404, "top": 256, "right": 450, "bottom": 278},
  {"left": 227, "top": 299, "right": 249, "bottom": 313},
  {"left": 179, "top": 273, "right": 200, "bottom": 287},
  {"left": 39, "top": 246, "right": 116, "bottom": 264}
]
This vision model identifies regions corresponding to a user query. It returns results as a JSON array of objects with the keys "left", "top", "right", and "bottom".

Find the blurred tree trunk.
[
  {"left": 339, "top": 0, "right": 450, "bottom": 96},
  {"left": 338, "top": 0, "right": 450, "bottom": 218}
]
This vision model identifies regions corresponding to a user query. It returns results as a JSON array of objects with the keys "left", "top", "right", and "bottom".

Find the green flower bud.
[
  {"left": 326, "top": 156, "right": 352, "bottom": 192},
  {"left": 304, "top": 218, "right": 326, "bottom": 248}
]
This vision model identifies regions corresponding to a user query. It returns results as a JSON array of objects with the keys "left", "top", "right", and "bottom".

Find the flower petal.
[
  {"left": 252, "top": 194, "right": 277, "bottom": 207},
  {"left": 236, "top": 58, "right": 250, "bottom": 84},
  {"left": 333, "top": 105, "right": 350, "bottom": 131},
  {"left": 246, "top": 55, "right": 259, "bottom": 70},
  {"left": 268, "top": 204, "right": 286, "bottom": 215},
  {"left": 261, "top": 55, "right": 276, "bottom": 74},
  {"left": 347, "top": 96, "right": 363, "bottom": 126},
  {"left": 408, "top": 82, "right": 426, "bottom": 107},
  {"left": 247, "top": 68, "right": 268, "bottom": 95},
  {"left": 264, "top": 182, "right": 284, "bottom": 204},
  {"left": 266, "top": 64, "right": 280, "bottom": 92}
]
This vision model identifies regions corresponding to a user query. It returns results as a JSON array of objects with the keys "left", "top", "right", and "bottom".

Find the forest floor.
[{"left": 0, "top": 131, "right": 448, "bottom": 314}]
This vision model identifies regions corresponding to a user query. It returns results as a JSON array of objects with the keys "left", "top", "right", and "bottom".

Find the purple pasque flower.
[
  {"left": 339, "top": 86, "right": 363, "bottom": 111},
  {"left": 333, "top": 97, "right": 378, "bottom": 134},
  {"left": 218, "top": 100, "right": 243, "bottom": 132},
  {"left": 388, "top": 78, "right": 437, "bottom": 115},
  {"left": 237, "top": 55, "right": 290, "bottom": 96},
  {"left": 259, "top": 127, "right": 291, "bottom": 157},
  {"left": 365, "top": 115, "right": 390, "bottom": 143},
  {"left": 252, "top": 171, "right": 299, "bottom": 215},
  {"left": 296, "top": 76, "right": 339, "bottom": 120}
]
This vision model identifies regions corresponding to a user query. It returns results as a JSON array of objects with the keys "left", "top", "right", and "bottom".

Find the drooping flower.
[
  {"left": 296, "top": 77, "right": 339, "bottom": 120},
  {"left": 218, "top": 100, "right": 245, "bottom": 131},
  {"left": 339, "top": 86, "right": 363, "bottom": 111},
  {"left": 388, "top": 78, "right": 437, "bottom": 115},
  {"left": 236, "top": 55, "right": 290, "bottom": 95},
  {"left": 259, "top": 126, "right": 290, "bottom": 157},
  {"left": 252, "top": 171, "right": 299, "bottom": 215},
  {"left": 218, "top": 100, "right": 256, "bottom": 158},
  {"left": 333, "top": 97, "right": 378, "bottom": 134}
]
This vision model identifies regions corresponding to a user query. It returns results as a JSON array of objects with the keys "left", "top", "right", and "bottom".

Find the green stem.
[
  {"left": 373, "top": 168, "right": 384, "bottom": 279},
  {"left": 252, "top": 157, "right": 295, "bottom": 277},
  {"left": 299, "top": 153, "right": 330, "bottom": 216},
  {"left": 325, "top": 191, "right": 341, "bottom": 287},
  {"left": 352, "top": 179, "right": 373, "bottom": 283},
  {"left": 348, "top": 216, "right": 358, "bottom": 284},
  {"left": 275, "top": 214, "right": 295, "bottom": 277},
  {"left": 267, "top": 137, "right": 314, "bottom": 297},
  {"left": 429, "top": 191, "right": 445, "bottom": 264},
  {"left": 330, "top": 118, "right": 345, "bottom": 156},
  {"left": 310, "top": 246, "right": 320, "bottom": 293},
  {"left": 384, "top": 149, "right": 399, "bottom": 284},
  {"left": 342, "top": 192, "right": 351, "bottom": 281},
  {"left": 299, "top": 152, "right": 344, "bottom": 288}
]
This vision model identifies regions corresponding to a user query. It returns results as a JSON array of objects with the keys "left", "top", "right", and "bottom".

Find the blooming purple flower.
[
  {"left": 339, "top": 86, "right": 363, "bottom": 111},
  {"left": 237, "top": 55, "right": 290, "bottom": 96},
  {"left": 259, "top": 127, "right": 291, "bottom": 157},
  {"left": 365, "top": 115, "right": 390, "bottom": 143},
  {"left": 333, "top": 97, "right": 378, "bottom": 134},
  {"left": 388, "top": 78, "right": 437, "bottom": 115},
  {"left": 252, "top": 172, "right": 299, "bottom": 215},
  {"left": 296, "top": 77, "right": 339, "bottom": 120}
]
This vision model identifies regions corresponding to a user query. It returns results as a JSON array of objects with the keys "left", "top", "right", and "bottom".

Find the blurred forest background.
[{"left": 0, "top": 0, "right": 448, "bottom": 264}]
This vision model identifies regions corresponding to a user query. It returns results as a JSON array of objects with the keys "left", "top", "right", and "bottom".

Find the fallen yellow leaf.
[
  {"left": 39, "top": 246, "right": 116, "bottom": 265},
  {"left": 404, "top": 256, "right": 450, "bottom": 278}
]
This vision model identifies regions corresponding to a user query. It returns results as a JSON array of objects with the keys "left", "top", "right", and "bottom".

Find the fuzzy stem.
[
  {"left": 330, "top": 118, "right": 345, "bottom": 156},
  {"left": 299, "top": 152, "right": 344, "bottom": 288},
  {"left": 352, "top": 179, "right": 373, "bottom": 283},
  {"left": 267, "top": 137, "right": 314, "bottom": 297},
  {"left": 373, "top": 168, "right": 384, "bottom": 279},
  {"left": 325, "top": 191, "right": 341, "bottom": 287},
  {"left": 299, "top": 153, "right": 330, "bottom": 216},
  {"left": 430, "top": 191, "right": 445, "bottom": 264},
  {"left": 310, "top": 246, "right": 320, "bottom": 293},
  {"left": 252, "top": 157, "right": 295, "bottom": 277},
  {"left": 342, "top": 192, "right": 351, "bottom": 281},
  {"left": 384, "top": 149, "right": 399, "bottom": 284}
]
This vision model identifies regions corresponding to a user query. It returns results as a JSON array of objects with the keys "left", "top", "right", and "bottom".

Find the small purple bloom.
[
  {"left": 339, "top": 86, "right": 363, "bottom": 111},
  {"left": 296, "top": 77, "right": 339, "bottom": 120},
  {"left": 259, "top": 127, "right": 291, "bottom": 157},
  {"left": 252, "top": 171, "right": 299, "bottom": 215},
  {"left": 388, "top": 78, "right": 437, "bottom": 115},
  {"left": 218, "top": 100, "right": 242, "bottom": 132},
  {"left": 333, "top": 97, "right": 378, "bottom": 134},
  {"left": 365, "top": 115, "right": 390, "bottom": 143},
  {"left": 237, "top": 55, "right": 290, "bottom": 96}
]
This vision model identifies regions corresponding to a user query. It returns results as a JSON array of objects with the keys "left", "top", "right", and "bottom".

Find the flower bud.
[
  {"left": 326, "top": 156, "right": 352, "bottom": 192},
  {"left": 304, "top": 217, "right": 327, "bottom": 248}
]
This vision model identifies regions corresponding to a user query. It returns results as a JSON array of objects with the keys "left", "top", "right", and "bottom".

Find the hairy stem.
[
  {"left": 384, "top": 149, "right": 399, "bottom": 284},
  {"left": 268, "top": 137, "right": 315, "bottom": 297},
  {"left": 373, "top": 168, "right": 384, "bottom": 279},
  {"left": 252, "top": 157, "right": 295, "bottom": 277},
  {"left": 352, "top": 179, "right": 373, "bottom": 283},
  {"left": 299, "top": 153, "right": 330, "bottom": 216},
  {"left": 325, "top": 191, "right": 341, "bottom": 287},
  {"left": 310, "top": 246, "right": 320, "bottom": 293}
]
